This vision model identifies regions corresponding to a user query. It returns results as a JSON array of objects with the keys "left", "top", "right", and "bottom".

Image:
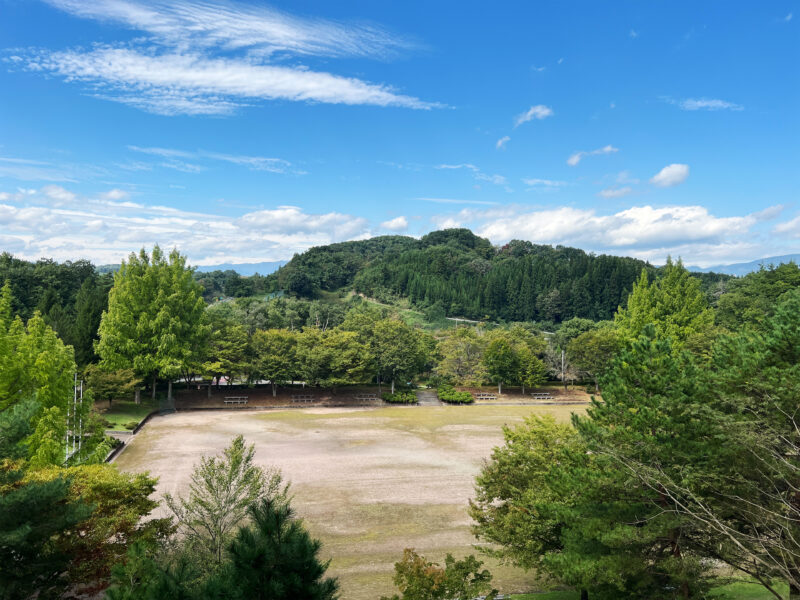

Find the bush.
[
  {"left": 382, "top": 391, "right": 418, "bottom": 404},
  {"left": 124, "top": 420, "right": 139, "bottom": 430},
  {"left": 437, "top": 384, "right": 474, "bottom": 404}
]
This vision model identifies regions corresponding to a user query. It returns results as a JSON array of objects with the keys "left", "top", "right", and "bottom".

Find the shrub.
[
  {"left": 382, "top": 391, "right": 418, "bottom": 404},
  {"left": 124, "top": 420, "right": 139, "bottom": 431},
  {"left": 437, "top": 384, "right": 474, "bottom": 404}
]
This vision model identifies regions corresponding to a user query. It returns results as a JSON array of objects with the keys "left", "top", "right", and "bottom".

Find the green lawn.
[
  {"left": 511, "top": 580, "right": 787, "bottom": 599},
  {"left": 95, "top": 399, "right": 157, "bottom": 430}
]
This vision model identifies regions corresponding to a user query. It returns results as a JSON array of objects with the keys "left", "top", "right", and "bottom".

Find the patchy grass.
[
  {"left": 116, "top": 404, "right": 587, "bottom": 599},
  {"left": 95, "top": 399, "right": 156, "bottom": 430},
  {"left": 510, "top": 580, "right": 786, "bottom": 600}
]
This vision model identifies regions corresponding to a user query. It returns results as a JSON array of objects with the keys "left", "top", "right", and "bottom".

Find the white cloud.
[
  {"left": 127, "top": 145, "right": 302, "bottom": 174},
  {"left": 567, "top": 144, "right": 619, "bottom": 166},
  {"left": 677, "top": 98, "right": 743, "bottom": 111},
  {"left": 22, "top": 47, "right": 437, "bottom": 115},
  {"left": 514, "top": 105, "right": 554, "bottom": 127},
  {"left": 784, "top": 12, "right": 793, "bottom": 22},
  {"left": 496, "top": 136, "right": 510, "bottom": 150},
  {"left": 599, "top": 186, "right": 633, "bottom": 198},
  {"left": 0, "top": 186, "right": 373, "bottom": 264},
  {"left": 17, "top": 0, "right": 437, "bottom": 116},
  {"left": 522, "top": 178, "right": 566, "bottom": 190},
  {"left": 436, "top": 163, "right": 507, "bottom": 186},
  {"left": 629, "top": 29, "right": 639, "bottom": 38},
  {"left": 650, "top": 163, "right": 689, "bottom": 187},
  {"left": 381, "top": 216, "right": 408, "bottom": 231},
  {"left": 42, "top": 0, "right": 415, "bottom": 59},
  {"left": 418, "top": 197, "right": 498, "bottom": 206}
]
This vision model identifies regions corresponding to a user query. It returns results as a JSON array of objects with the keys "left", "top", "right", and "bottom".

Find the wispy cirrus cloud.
[
  {"left": 567, "top": 144, "right": 618, "bottom": 166},
  {"left": 496, "top": 135, "right": 510, "bottom": 150},
  {"left": 435, "top": 163, "right": 507, "bottom": 186},
  {"left": 663, "top": 96, "right": 744, "bottom": 111},
  {"left": 522, "top": 178, "right": 566, "bottom": 191},
  {"left": 598, "top": 186, "right": 633, "bottom": 198},
  {"left": 127, "top": 145, "right": 303, "bottom": 174},
  {"left": 12, "top": 0, "right": 438, "bottom": 115}
]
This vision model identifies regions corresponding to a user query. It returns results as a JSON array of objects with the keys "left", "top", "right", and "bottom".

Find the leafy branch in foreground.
[{"left": 164, "top": 434, "right": 287, "bottom": 566}]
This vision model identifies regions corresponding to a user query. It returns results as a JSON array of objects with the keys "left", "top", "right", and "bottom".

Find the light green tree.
[
  {"left": 567, "top": 325, "right": 621, "bottom": 391},
  {"left": 483, "top": 334, "right": 519, "bottom": 394},
  {"left": 250, "top": 328, "right": 298, "bottom": 396},
  {"left": 203, "top": 311, "right": 249, "bottom": 387},
  {"left": 434, "top": 326, "right": 486, "bottom": 386},
  {"left": 96, "top": 247, "right": 209, "bottom": 400},
  {"left": 372, "top": 319, "right": 430, "bottom": 393},
  {"left": 164, "top": 435, "right": 287, "bottom": 566},
  {"left": 615, "top": 259, "right": 714, "bottom": 352}
]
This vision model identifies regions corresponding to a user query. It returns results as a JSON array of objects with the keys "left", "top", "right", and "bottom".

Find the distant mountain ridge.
[
  {"left": 98, "top": 261, "right": 287, "bottom": 276},
  {"left": 193, "top": 261, "right": 287, "bottom": 276},
  {"left": 689, "top": 254, "right": 800, "bottom": 276}
]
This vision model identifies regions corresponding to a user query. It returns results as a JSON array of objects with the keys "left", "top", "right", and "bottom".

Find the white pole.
[{"left": 78, "top": 380, "right": 83, "bottom": 453}]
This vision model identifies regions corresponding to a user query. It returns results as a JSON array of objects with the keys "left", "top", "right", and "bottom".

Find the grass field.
[
  {"left": 95, "top": 399, "right": 157, "bottom": 429},
  {"left": 115, "top": 404, "right": 582, "bottom": 599}
]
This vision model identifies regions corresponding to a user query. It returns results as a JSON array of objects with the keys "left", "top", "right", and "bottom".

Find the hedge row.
[
  {"left": 382, "top": 391, "right": 418, "bottom": 404},
  {"left": 437, "top": 384, "right": 474, "bottom": 404}
]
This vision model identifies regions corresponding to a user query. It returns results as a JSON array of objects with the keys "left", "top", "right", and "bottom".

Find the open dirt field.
[{"left": 115, "top": 404, "right": 585, "bottom": 600}]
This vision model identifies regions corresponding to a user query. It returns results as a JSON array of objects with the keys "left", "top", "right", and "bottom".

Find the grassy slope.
[
  {"left": 95, "top": 399, "right": 157, "bottom": 429},
  {"left": 511, "top": 581, "right": 787, "bottom": 599}
]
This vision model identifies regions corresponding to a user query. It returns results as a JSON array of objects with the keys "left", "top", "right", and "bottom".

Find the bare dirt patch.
[{"left": 114, "top": 404, "right": 584, "bottom": 600}]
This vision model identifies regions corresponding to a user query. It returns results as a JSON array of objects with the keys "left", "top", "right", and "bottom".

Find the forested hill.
[{"left": 266, "top": 229, "right": 728, "bottom": 323}]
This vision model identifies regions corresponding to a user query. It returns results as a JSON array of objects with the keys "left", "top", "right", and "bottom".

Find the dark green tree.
[{"left": 206, "top": 498, "right": 338, "bottom": 600}]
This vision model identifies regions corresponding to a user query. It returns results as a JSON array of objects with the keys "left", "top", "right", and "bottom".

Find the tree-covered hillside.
[{"left": 266, "top": 229, "right": 729, "bottom": 323}]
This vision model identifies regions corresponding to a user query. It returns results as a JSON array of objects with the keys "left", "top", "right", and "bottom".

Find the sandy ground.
[{"left": 115, "top": 404, "right": 584, "bottom": 600}]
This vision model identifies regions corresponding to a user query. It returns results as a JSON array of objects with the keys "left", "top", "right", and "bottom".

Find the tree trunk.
[
  {"left": 272, "top": 382, "right": 277, "bottom": 397},
  {"left": 134, "top": 388, "right": 140, "bottom": 405},
  {"left": 595, "top": 378, "right": 600, "bottom": 393},
  {"left": 151, "top": 374, "right": 157, "bottom": 400},
  {"left": 391, "top": 378, "right": 395, "bottom": 394},
  {"left": 580, "top": 590, "right": 589, "bottom": 600},
  {"left": 522, "top": 383, "right": 525, "bottom": 395},
  {"left": 498, "top": 381, "right": 502, "bottom": 394},
  {"left": 207, "top": 384, "right": 211, "bottom": 399},
  {"left": 167, "top": 380, "right": 173, "bottom": 402}
]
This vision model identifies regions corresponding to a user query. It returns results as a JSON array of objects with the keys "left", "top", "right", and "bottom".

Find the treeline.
[
  {"left": 0, "top": 253, "right": 111, "bottom": 365},
  {"left": 267, "top": 228, "right": 731, "bottom": 322}
]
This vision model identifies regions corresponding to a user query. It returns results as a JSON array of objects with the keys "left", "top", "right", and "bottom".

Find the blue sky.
[{"left": 0, "top": 0, "right": 797, "bottom": 267}]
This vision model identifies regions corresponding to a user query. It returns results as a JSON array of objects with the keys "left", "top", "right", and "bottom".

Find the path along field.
[{"left": 114, "top": 404, "right": 585, "bottom": 600}]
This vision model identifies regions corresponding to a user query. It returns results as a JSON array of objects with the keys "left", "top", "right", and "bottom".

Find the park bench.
[
  {"left": 475, "top": 393, "right": 497, "bottom": 400},
  {"left": 223, "top": 396, "right": 248, "bottom": 405},
  {"left": 531, "top": 392, "right": 554, "bottom": 400},
  {"left": 355, "top": 393, "right": 378, "bottom": 400},
  {"left": 291, "top": 394, "right": 315, "bottom": 403}
]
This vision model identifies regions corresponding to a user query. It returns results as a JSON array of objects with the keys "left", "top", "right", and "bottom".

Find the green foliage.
[
  {"left": 202, "top": 309, "right": 249, "bottom": 385},
  {"left": 204, "top": 498, "right": 338, "bottom": 600},
  {"left": 85, "top": 365, "right": 141, "bottom": 403},
  {"left": 714, "top": 262, "right": 800, "bottom": 331},
  {"left": 297, "top": 328, "right": 370, "bottom": 388},
  {"left": 615, "top": 259, "right": 715, "bottom": 352},
  {"left": 250, "top": 328, "right": 297, "bottom": 394},
  {"left": 263, "top": 229, "right": 665, "bottom": 323},
  {"left": 566, "top": 325, "right": 621, "bottom": 390},
  {"left": 0, "top": 400, "right": 92, "bottom": 600},
  {"left": 434, "top": 327, "right": 487, "bottom": 385},
  {"left": 96, "top": 246, "right": 209, "bottom": 386},
  {"left": 25, "top": 463, "right": 173, "bottom": 591},
  {"left": 382, "top": 391, "right": 418, "bottom": 404},
  {"left": 470, "top": 415, "right": 582, "bottom": 572},
  {"left": 164, "top": 435, "right": 287, "bottom": 566},
  {"left": 483, "top": 334, "right": 520, "bottom": 393},
  {"left": 436, "top": 384, "right": 473, "bottom": 404},
  {"left": 372, "top": 319, "right": 431, "bottom": 393},
  {"left": 381, "top": 549, "right": 496, "bottom": 600}
]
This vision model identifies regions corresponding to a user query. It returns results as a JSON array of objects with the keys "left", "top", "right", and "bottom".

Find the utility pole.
[{"left": 561, "top": 349, "right": 567, "bottom": 392}]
